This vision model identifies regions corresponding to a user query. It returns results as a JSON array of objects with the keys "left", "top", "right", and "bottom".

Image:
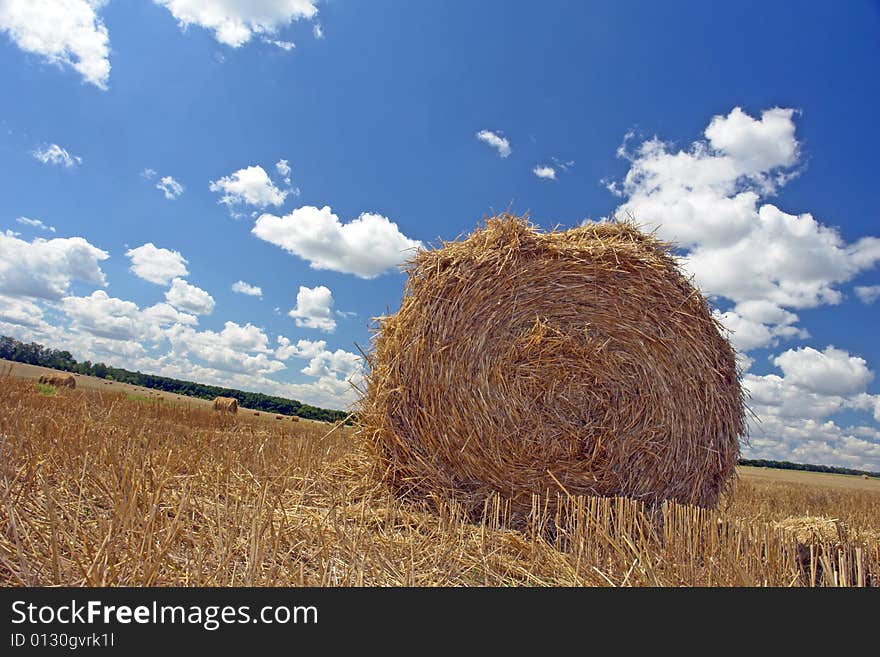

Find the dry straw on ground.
[{"left": 361, "top": 213, "right": 745, "bottom": 515}]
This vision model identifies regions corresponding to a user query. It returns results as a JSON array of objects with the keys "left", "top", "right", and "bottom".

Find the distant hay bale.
[
  {"left": 38, "top": 373, "right": 75, "bottom": 389},
  {"left": 212, "top": 396, "right": 238, "bottom": 414},
  {"left": 291, "top": 416, "right": 300, "bottom": 422},
  {"left": 861, "top": 474, "right": 870, "bottom": 480},
  {"left": 360, "top": 214, "right": 744, "bottom": 514}
]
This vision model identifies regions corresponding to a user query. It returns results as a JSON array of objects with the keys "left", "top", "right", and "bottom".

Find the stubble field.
[{"left": 1, "top": 374, "right": 878, "bottom": 587}]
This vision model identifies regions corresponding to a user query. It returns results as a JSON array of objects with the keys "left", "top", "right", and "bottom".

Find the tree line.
[
  {"left": 0, "top": 335, "right": 351, "bottom": 424},
  {"left": 739, "top": 458, "right": 878, "bottom": 478}
]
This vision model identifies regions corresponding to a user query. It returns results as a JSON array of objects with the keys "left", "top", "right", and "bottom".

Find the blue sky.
[{"left": 1, "top": 1, "right": 879, "bottom": 469}]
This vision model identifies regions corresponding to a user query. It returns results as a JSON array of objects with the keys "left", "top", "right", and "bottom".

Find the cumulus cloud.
[
  {"left": 742, "top": 345, "right": 880, "bottom": 470},
  {"left": 32, "top": 143, "right": 81, "bottom": 167},
  {"left": 62, "top": 291, "right": 163, "bottom": 343},
  {"left": 275, "top": 335, "right": 363, "bottom": 405},
  {"left": 16, "top": 216, "right": 55, "bottom": 233},
  {"left": 476, "top": 129, "right": 511, "bottom": 158},
  {"left": 312, "top": 22, "right": 323, "bottom": 39},
  {"left": 606, "top": 106, "right": 880, "bottom": 470},
  {"left": 0, "top": 231, "right": 108, "bottom": 299},
  {"left": 0, "top": 294, "right": 46, "bottom": 329},
  {"left": 140, "top": 168, "right": 157, "bottom": 179},
  {"left": 209, "top": 165, "right": 288, "bottom": 208},
  {"left": 608, "top": 106, "right": 880, "bottom": 353},
  {"left": 855, "top": 285, "right": 880, "bottom": 304},
  {"left": 165, "top": 277, "right": 215, "bottom": 315},
  {"left": 231, "top": 280, "right": 263, "bottom": 297},
  {"left": 288, "top": 285, "right": 335, "bottom": 332},
  {"left": 533, "top": 165, "right": 556, "bottom": 180},
  {"left": 154, "top": 0, "right": 318, "bottom": 48},
  {"left": 166, "top": 322, "right": 283, "bottom": 376},
  {"left": 253, "top": 205, "right": 422, "bottom": 278},
  {"left": 156, "top": 175, "right": 185, "bottom": 200},
  {"left": 0, "top": 0, "right": 111, "bottom": 88},
  {"left": 125, "top": 243, "right": 189, "bottom": 285},
  {"left": 772, "top": 346, "right": 873, "bottom": 397}
]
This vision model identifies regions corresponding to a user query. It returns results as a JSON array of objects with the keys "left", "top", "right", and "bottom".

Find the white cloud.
[
  {"left": 253, "top": 205, "right": 422, "bottom": 278},
  {"left": 608, "top": 106, "right": 880, "bottom": 350},
  {"left": 606, "top": 106, "right": 880, "bottom": 471},
  {"left": 231, "top": 280, "right": 263, "bottom": 297},
  {"left": 141, "top": 302, "right": 198, "bottom": 327},
  {"left": 476, "top": 129, "right": 511, "bottom": 158},
  {"left": 209, "top": 165, "right": 288, "bottom": 208},
  {"left": 275, "top": 335, "right": 325, "bottom": 360},
  {"left": 742, "top": 346, "right": 880, "bottom": 470},
  {"left": 156, "top": 175, "right": 185, "bottom": 200},
  {"left": 855, "top": 285, "right": 880, "bottom": 304},
  {"left": 166, "top": 322, "right": 282, "bottom": 375},
  {"left": 0, "top": 231, "right": 108, "bottom": 299},
  {"left": 62, "top": 290, "right": 164, "bottom": 343},
  {"left": 772, "top": 346, "right": 873, "bottom": 397},
  {"left": 274, "top": 335, "right": 363, "bottom": 407},
  {"left": 16, "top": 216, "right": 55, "bottom": 233},
  {"left": 165, "top": 277, "right": 215, "bottom": 315},
  {"left": 0, "top": 294, "right": 46, "bottom": 329},
  {"left": 312, "top": 22, "right": 322, "bottom": 39},
  {"left": 288, "top": 284, "right": 335, "bottom": 332},
  {"left": 32, "top": 143, "right": 82, "bottom": 167},
  {"left": 125, "top": 243, "right": 189, "bottom": 285},
  {"left": 263, "top": 37, "right": 294, "bottom": 50},
  {"left": 140, "top": 168, "right": 157, "bottom": 179},
  {"left": 275, "top": 158, "right": 291, "bottom": 185},
  {"left": 154, "top": 0, "right": 318, "bottom": 48},
  {"left": 0, "top": 0, "right": 111, "bottom": 89},
  {"left": 532, "top": 165, "right": 556, "bottom": 180}
]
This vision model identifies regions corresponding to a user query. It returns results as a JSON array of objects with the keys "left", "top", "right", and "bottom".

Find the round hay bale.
[{"left": 360, "top": 214, "right": 744, "bottom": 514}]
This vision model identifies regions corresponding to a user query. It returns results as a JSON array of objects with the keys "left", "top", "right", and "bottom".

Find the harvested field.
[{"left": 1, "top": 377, "right": 876, "bottom": 586}]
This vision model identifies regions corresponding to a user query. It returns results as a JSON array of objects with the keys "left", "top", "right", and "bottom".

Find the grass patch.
[{"left": 35, "top": 383, "right": 56, "bottom": 396}]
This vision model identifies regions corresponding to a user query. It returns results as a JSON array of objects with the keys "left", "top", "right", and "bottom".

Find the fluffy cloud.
[
  {"left": 253, "top": 205, "right": 422, "bottom": 278},
  {"left": 476, "top": 129, "right": 511, "bottom": 158},
  {"left": 0, "top": 0, "right": 110, "bottom": 89},
  {"left": 165, "top": 277, "right": 215, "bottom": 315},
  {"left": 0, "top": 231, "right": 108, "bottom": 299},
  {"left": 288, "top": 285, "right": 335, "bottom": 332},
  {"left": 32, "top": 143, "right": 82, "bottom": 167},
  {"left": 156, "top": 175, "right": 185, "bottom": 200},
  {"left": 166, "top": 322, "right": 283, "bottom": 375},
  {"left": 275, "top": 335, "right": 363, "bottom": 405},
  {"left": 532, "top": 165, "right": 556, "bottom": 180},
  {"left": 772, "top": 346, "right": 873, "bottom": 397},
  {"left": 16, "top": 217, "right": 55, "bottom": 233},
  {"left": 742, "top": 346, "right": 880, "bottom": 469},
  {"left": 154, "top": 0, "right": 318, "bottom": 48},
  {"left": 141, "top": 302, "right": 198, "bottom": 327},
  {"left": 209, "top": 165, "right": 288, "bottom": 208},
  {"left": 608, "top": 106, "right": 880, "bottom": 352},
  {"left": 231, "top": 280, "right": 263, "bottom": 297},
  {"left": 855, "top": 285, "right": 880, "bottom": 304},
  {"left": 125, "top": 243, "right": 189, "bottom": 285},
  {"left": 0, "top": 294, "right": 46, "bottom": 329},
  {"left": 62, "top": 291, "right": 162, "bottom": 343},
  {"left": 607, "top": 107, "right": 880, "bottom": 470}
]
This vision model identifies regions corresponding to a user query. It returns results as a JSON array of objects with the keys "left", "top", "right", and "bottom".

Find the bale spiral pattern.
[{"left": 361, "top": 215, "right": 744, "bottom": 512}]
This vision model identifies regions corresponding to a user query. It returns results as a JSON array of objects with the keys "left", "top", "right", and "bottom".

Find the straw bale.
[{"left": 360, "top": 214, "right": 744, "bottom": 514}]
